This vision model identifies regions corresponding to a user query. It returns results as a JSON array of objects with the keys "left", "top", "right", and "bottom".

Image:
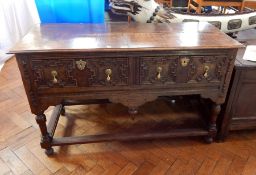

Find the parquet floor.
[{"left": 1, "top": 57, "right": 256, "bottom": 175}]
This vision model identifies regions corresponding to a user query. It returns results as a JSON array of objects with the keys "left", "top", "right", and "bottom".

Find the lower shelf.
[
  {"left": 52, "top": 128, "right": 208, "bottom": 146},
  {"left": 48, "top": 96, "right": 210, "bottom": 147}
]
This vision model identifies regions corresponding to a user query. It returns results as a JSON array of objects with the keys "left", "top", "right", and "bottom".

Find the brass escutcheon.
[
  {"left": 156, "top": 66, "right": 162, "bottom": 80},
  {"left": 105, "top": 68, "right": 112, "bottom": 81},
  {"left": 180, "top": 57, "right": 190, "bottom": 67},
  {"left": 76, "top": 59, "right": 87, "bottom": 70},
  {"left": 51, "top": 70, "right": 58, "bottom": 84},
  {"left": 204, "top": 65, "right": 210, "bottom": 78}
]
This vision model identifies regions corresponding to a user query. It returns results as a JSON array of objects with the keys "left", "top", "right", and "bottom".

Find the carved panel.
[
  {"left": 21, "top": 58, "right": 30, "bottom": 80},
  {"left": 140, "top": 55, "right": 228, "bottom": 85},
  {"left": 170, "top": 57, "right": 197, "bottom": 83},
  {"left": 86, "top": 58, "right": 129, "bottom": 86},
  {"left": 31, "top": 59, "right": 77, "bottom": 88},
  {"left": 193, "top": 55, "right": 227, "bottom": 82},
  {"left": 17, "top": 55, "right": 40, "bottom": 112},
  {"left": 31, "top": 57, "right": 129, "bottom": 88},
  {"left": 220, "top": 54, "right": 235, "bottom": 95},
  {"left": 140, "top": 57, "right": 178, "bottom": 85}
]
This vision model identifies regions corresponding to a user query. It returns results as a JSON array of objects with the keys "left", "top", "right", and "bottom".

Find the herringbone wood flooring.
[{"left": 1, "top": 57, "right": 256, "bottom": 175}]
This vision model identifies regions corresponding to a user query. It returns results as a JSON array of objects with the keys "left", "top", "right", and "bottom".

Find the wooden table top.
[{"left": 10, "top": 23, "right": 243, "bottom": 54}]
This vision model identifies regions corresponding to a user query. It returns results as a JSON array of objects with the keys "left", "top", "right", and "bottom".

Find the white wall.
[{"left": 0, "top": 0, "right": 40, "bottom": 70}]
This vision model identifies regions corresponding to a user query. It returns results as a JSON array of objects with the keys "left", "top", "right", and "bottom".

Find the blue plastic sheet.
[{"left": 35, "top": 0, "right": 104, "bottom": 23}]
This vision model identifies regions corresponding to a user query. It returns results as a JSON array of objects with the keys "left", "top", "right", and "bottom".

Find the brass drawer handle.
[
  {"left": 204, "top": 65, "right": 210, "bottom": 78},
  {"left": 105, "top": 68, "right": 112, "bottom": 81},
  {"left": 76, "top": 59, "right": 87, "bottom": 70},
  {"left": 156, "top": 66, "right": 162, "bottom": 80},
  {"left": 51, "top": 70, "right": 58, "bottom": 84},
  {"left": 181, "top": 57, "right": 190, "bottom": 67}
]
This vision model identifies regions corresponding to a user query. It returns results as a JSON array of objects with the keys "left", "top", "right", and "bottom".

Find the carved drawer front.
[
  {"left": 84, "top": 57, "right": 129, "bottom": 86},
  {"left": 31, "top": 57, "right": 129, "bottom": 88},
  {"left": 140, "top": 57, "right": 178, "bottom": 85},
  {"left": 187, "top": 55, "right": 228, "bottom": 84},
  {"left": 140, "top": 55, "right": 228, "bottom": 85},
  {"left": 31, "top": 59, "right": 77, "bottom": 88}
]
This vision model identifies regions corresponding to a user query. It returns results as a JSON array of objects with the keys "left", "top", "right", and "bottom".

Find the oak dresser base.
[{"left": 9, "top": 23, "right": 242, "bottom": 155}]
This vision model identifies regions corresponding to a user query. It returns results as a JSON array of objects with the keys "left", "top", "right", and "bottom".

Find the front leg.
[
  {"left": 205, "top": 103, "right": 221, "bottom": 143},
  {"left": 35, "top": 114, "right": 54, "bottom": 156}
]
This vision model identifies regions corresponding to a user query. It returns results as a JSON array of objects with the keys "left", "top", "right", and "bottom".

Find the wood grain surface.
[{"left": 9, "top": 23, "right": 243, "bottom": 54}]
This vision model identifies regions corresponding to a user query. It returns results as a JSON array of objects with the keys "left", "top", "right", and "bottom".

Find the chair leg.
[
  {"left": 169, "top": 0, "right": 173, "bottom": 7},
  {"left": 187, "top": 0, "right": 191, "bottom": 12},
  {"left": 196, "top": 4, "right": 202, "bottom": 13},
  {"left": 128, "top": 16, "right": 131, "bottom": 23},
  {"left": 240, "top": 1, "right": 245, "bottom": 12},
  {"left": 223, "top": 6, "right": 227, "bottom": 13}
]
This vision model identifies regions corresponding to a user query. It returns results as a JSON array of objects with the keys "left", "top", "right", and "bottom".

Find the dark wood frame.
[{"left": 218, "top": 49, "right": 256, "bottom": 140}]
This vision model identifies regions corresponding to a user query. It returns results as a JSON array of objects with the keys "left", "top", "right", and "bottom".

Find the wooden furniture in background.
[
  {"left": 219, "top": 46, "right": 256, "bottom": 140},
  {"left": 128, "top": 16, "right": 131, "bottom": 23},
  {"left": 187, "top": 0, "right": 245, "bottom": 13},
  {"left": 10, "top": 23, "right": 242, "bottom": 155},
  {"left": 244, "top": 0, "right": 256, "bottom": 9},
  {"left": 156, "top": 0, "right": 173, "bottom": 7},
  {"left": 172, "top": 0, "right": 189, "bottom": 7}
]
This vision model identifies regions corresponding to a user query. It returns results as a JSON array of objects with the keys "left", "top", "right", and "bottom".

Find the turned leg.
[
  {"left": 35, "top": 114, "right": 54, "bottom": 156},
  {"left": 187, "top": 0, "right": 191, "bottom": 12},
  {"left": 205, "top": 103, "right": 221, "bottom": 143},
  {"left": 196, "top": 4, "right": 202, "bottom": 13}
]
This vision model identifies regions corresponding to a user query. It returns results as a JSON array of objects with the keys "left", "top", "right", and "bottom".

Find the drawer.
[
  {"left": 139, "top": 55, "right": 228, "bottom": 85},
  {"left": 31, "top": 57, "right": 129, "bottom": 89}
]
